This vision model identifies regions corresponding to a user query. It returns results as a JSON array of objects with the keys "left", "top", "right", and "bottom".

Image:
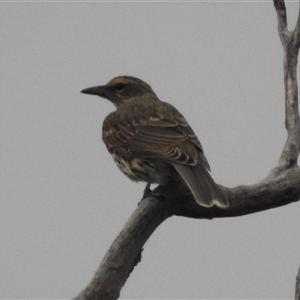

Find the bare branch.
[
  {"left": 296, "top": 265, "right": 300, "bottom": 300},
  {"left": 73, "top": 2, "right": 300, "bottom": 299},
  {"left": 73, "top": 197, "right": 173, "bottom": 300},
  {"left": 273, "top": 0, "right": 300, "bottom": 168},
  {"left": 73, "top": 167, "right": 300, "bottom": 300},
  {"left": 168, "top": 168, "right": 300, "bottom": 219},
  {"left": 294, "top": 2, "right": 300, "bottom": 44},
  {"left": 273, "top": 0, "right": 288, "bottom": 47}
]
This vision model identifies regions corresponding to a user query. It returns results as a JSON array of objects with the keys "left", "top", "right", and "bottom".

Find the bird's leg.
[
  {"left": 138, "top": 183, "right": 152, "bottom": 205},
  {"left": 143, "top": 182, "right": 152, "bottom": 199}
]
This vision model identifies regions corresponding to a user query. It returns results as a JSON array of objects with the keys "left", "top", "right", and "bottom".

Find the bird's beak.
[{"left": 81, "top": 85, "right": 107, "bottom": 98}]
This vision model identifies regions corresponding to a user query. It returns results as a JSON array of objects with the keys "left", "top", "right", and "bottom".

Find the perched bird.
[{"left": 81, "top": 76, "right": 228, "bottom": 208}]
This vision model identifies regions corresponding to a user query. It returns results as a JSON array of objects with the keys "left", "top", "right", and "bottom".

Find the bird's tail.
[{"left": 173, "top": 163, "right": 228, "bottom": 208}]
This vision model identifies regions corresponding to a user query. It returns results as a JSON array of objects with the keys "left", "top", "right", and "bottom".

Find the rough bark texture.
[
  {"left": 74, "top": 197, "right": 173, "bottom": 300},
  {"left": 74, "top": 1, "right": 300, "bottom": 299},
  {"left": 296, "top": 266, "right": 300, "bottom": 300}
]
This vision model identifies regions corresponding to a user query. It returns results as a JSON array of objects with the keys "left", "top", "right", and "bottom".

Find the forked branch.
[
  {"left": 73, "top": 1, "right": 300, "bottom": 299},
  {"left": 273, "top": 0, "right": 300, "bottom": 171}
]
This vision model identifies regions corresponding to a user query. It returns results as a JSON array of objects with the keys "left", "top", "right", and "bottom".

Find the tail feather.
[{"left": 173, "top": 163, "right": 228, "bottom": 208}]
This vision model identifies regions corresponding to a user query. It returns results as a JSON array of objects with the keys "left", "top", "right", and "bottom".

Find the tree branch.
[
  {"left": 166, "top": 168, "right": 300, "bottom": 219},
  {"left": 274, "top": 0, "right": 300, "bottom": 170},
  {"left": 73, "top": 1, "right": 300, "bottom": 299},
  {"left": 273, "top": 0, "right": 288, "bottom": 47},
  {"left": 74, "top": 197, "right": 173, "bottom": 300},
  {"left": 296, "top": 265, "right": 300, "bottom": 300}
]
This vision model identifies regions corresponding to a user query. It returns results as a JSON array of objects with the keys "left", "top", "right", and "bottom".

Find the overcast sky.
[{"left": 1, "top": 1, "right": 300, "bottom": 299}]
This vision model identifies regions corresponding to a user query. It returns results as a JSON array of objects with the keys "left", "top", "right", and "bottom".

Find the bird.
[{"left": 81, "top": 76, "right": 228, "bottom": 208}]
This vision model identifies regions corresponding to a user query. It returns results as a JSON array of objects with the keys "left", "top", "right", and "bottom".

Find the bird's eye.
[{"left": 114, "top": 83, "right": 124, "bottom": 92}]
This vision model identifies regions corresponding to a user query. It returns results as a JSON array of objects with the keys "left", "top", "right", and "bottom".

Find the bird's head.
[{"left": 81, "top": 76, "right": 156, "bottom": 108}]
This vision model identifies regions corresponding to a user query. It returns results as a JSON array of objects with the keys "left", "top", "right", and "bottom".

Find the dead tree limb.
[
  {"left": 273, "top": 0, "right": 300, "bottom": 174},
  {"left": 74, "top": 197, "right": 173, "bottom": 300},
  {"left": 74, "top": 1, "right": 300, "bottom": 299},
  {"left": 296, "top": 265, "right": 300, "bottom": 300},
  {"left": 272, "top": 1, "right": 300, "bottom": 298}
]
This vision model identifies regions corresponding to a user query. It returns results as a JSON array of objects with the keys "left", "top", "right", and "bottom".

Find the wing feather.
[{"left": 103, "top": 112, "right": 208, "bottom": 168}]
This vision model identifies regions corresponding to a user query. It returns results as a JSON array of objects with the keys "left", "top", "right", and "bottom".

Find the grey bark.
[
  {"left": 296, "top": 266, "right": 300, "bottom": 300},
  {"left": 74, "top": 1, "right": 300, "bottom": 299}
]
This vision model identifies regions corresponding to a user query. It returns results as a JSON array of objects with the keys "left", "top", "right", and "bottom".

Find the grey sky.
[{"left": 1, "top": 1, "right": 299, "bottom": 299}]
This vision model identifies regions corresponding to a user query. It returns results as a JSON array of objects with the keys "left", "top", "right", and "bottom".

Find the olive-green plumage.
[{"left": 81, "top": 76, "right": 228, "bottom": 208}]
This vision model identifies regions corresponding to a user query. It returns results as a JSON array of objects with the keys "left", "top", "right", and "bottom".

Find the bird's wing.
[
  {"left": 103, "top": 114, "right": 210, "bottom": 169},
  {"left": 102, "top": 107, "right": 228, "bottom": 208}
]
